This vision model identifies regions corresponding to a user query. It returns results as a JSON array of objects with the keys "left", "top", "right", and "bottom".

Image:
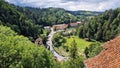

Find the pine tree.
[
  {"left": 84, "top": 47, "right": 89, "bottom": 58},
  {"left": 69, "top": 39, "right": 77, "bottom": 59}
]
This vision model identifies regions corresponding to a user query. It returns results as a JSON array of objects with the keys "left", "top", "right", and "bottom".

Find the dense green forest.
[
  {"left": 17, "top": 7, "right": 77, "bottom": 26},
  {"left": 78, "top": 8, "right": 120, "bottom": 41},
  {"left": 0, "top": 0, "right": 43, "bottom": 41}
]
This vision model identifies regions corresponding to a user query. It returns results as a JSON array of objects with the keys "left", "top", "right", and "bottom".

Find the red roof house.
[
  {"left": 53, "top": 24, "right": 68, "bottom": 30},
  {"left": 35, "top": 38, "right": 43, "bottom": 45},
  {"left": 84, "top": 36, "right": 120, "bottom": 68}
]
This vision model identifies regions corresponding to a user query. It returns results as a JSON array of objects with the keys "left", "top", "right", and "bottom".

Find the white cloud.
[{"left": 5, "top": 0, "right": 120, "bottom": 11}]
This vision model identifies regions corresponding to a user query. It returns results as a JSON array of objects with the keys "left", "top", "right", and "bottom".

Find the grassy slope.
[
  {"left": 54, "top": 36, "right": 94, "bottom": 57},
  {"left": 65, "top": 36, "right": 93, "bottom": 53}
]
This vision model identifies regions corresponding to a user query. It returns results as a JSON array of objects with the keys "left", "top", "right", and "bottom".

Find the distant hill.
[
  {"left": 68, "top": 10, "right": 103, "bottom": 16},
  {"left": 17, "top": 7, "right": 102, "bottom": 26},
  {"left": 17, "top": 7, "right": 78, "bottom": 26},
  {"left": 68, "top": 10, "right": 103, "bottom": 22}
]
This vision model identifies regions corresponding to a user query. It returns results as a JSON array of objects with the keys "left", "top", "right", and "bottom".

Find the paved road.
[{"left": 46, "top": 28, "right": 67, "bottom": 61}]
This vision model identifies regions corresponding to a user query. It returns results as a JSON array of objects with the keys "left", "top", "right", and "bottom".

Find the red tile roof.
[
  {"left": 70, "top": 23, "right": 78, "bottom": 27},
  {"left": 35, "top": 38, "right": 43, "bottom": 45},
  {"left": 84, "top": 36, "right": 120, "bottom": 68},
  {"left": 53, "top": 24, "right": 68, "bottom": 30}
]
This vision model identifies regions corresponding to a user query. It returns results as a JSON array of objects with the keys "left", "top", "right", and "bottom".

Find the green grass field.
[
  {"left": 65, "top": 36, "right": 93, "bottom": 53},
  {"left": 54, "top": 36, "right": 95, "bottom": 57}
]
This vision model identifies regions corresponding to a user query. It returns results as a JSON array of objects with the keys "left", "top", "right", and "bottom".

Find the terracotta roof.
[
  {"left": 53, "top": 24, "right": 68, "bottom": 30},
  {"left": 35, "top": 38, "right": 43, "bottom": 45},
  {"left": 84, "top": 36, "right": 120, "bottom": 68},
  {"left": 70, "top": 23, "right": 78, "bottom": 27}
]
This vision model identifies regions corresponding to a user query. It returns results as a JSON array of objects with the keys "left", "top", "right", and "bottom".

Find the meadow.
[{"left": 54, "top": 36, "right": 94, "bottom": 57}]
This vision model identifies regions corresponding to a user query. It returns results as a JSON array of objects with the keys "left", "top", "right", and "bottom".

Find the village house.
[
  {"left": 35, "top": 37, "right": 43, "bottom": 45},
  {"left": 52, "top": 21, "right": 82, "bottom": 31},
  {"left": 69, "top": 22, "right": 79, "bottom": 27},
  {"left": 53, "top": 24, "right": 68, "bottom": 30},
  {"left": 69, "top": 21, "right": 82, "bottom": 27}
]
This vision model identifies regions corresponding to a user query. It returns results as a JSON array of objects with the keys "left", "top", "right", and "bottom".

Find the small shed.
[{"left": 35, "top": 38, "right": 43, "bottom": 45}]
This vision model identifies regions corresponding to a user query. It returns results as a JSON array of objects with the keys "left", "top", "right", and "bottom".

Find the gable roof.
[
  {"left": 85, "top": 36, "right": 120, "bottom": 68},
  {"left": 70, "top": 23, "right": 78, "bottom": 27},
  {"left": 53, "top": 24, "right": 68, "bottom": 30}
]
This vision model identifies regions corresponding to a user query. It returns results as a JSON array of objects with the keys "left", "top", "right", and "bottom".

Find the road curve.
[{"left": 46, "top": 28, "right": 67, "bottom": 61}]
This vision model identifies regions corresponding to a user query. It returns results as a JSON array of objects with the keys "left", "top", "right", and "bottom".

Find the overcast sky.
[{"left": 5, "top": 0, "right": 120, "bottom": 11}]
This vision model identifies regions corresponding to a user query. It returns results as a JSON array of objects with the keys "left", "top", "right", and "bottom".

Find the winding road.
[{"left": 46, "top": 28, "right": 67, "bottom": 61}]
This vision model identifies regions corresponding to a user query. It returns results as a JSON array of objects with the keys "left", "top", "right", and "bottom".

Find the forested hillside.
[
  {"left": 17, "top": 7, "right": 78, "bottom": 26},
  {"left": 69, "top": 11, "right": 103, "bottom": 21},
  {"left": 0, "top": 24, "right": 57, "bottom": 68},
  {"left": 0, "top": 0, "right": 43, "bottom": 41},
  {"left": 78, "top": 8, "right": 120, "bottom": 41},
  {"left": 69, "top": 11, "right": 102, "bottom": 16},
  {"left": 17, "top": 7, "right": 102, "bottom": 26}
]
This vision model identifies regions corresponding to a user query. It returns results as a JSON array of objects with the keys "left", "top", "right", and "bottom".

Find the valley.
[{"left": 0, "top": 0, "right": 120, "bottom": 68}]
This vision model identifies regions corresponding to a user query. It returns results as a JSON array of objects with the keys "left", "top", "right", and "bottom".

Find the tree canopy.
[
  {"left": 0, "top": 0, "right": 43, "bottom": 41},
  {"left": 84, "top": 42, "right": 103, "bottom": 58},
  {"left": 78, "top": 8, "right": 120, "bottom": 41},
  {"left": 0, "top": 25, "right": 57, "bottom": 68}
]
